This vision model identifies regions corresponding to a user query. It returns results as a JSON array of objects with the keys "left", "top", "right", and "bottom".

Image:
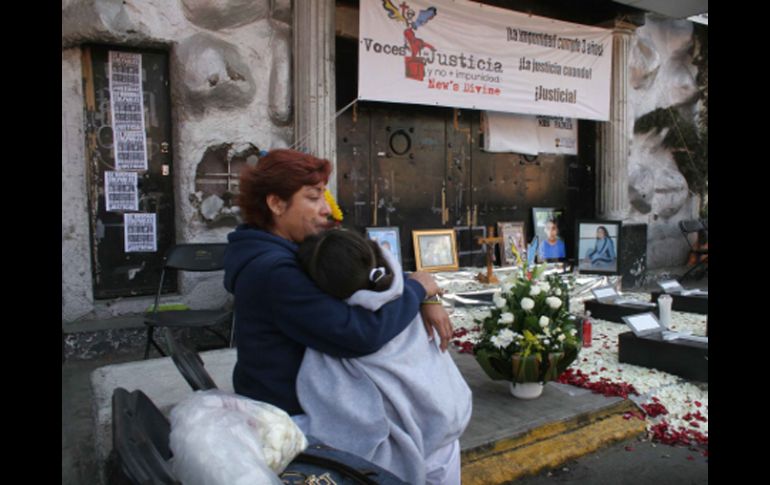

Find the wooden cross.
[{"left": 475, "top": 226, "right": 503, "bottom": 284}]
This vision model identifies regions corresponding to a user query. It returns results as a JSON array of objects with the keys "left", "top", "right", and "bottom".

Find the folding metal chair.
[
  {"left": 678, "top": 219, "right": 708, "bottom": 282},
  {"left": 164, "top": 328, "right": 219, "bottom": 391},
  {"left": 143, "top": 243, "right": 233, "bottom": 359}
]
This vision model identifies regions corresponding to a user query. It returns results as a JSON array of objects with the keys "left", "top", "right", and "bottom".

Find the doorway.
[{"left": 81, "top": 45, "right": 175, "bottom": 298}]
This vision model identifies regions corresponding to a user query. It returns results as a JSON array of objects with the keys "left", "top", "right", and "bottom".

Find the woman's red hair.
[{"left": 238, "top": 149, "right": 332, "bottom": 229}]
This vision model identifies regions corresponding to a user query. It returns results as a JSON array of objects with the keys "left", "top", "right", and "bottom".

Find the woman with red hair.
[{"left": 224, "top": 149, "right": 452, "bottom": 420}]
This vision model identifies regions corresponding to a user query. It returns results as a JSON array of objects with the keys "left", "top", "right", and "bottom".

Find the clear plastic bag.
[{"left": 169, "top": 390, "right": 308, "bottom": 485}]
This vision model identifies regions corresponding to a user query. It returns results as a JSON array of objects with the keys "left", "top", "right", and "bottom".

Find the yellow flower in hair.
[{"left": 324, "top": 189, "right": 344, "bottom": 222}]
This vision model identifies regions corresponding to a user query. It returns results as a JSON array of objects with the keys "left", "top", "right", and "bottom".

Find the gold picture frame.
[{"left": 412, "top": 229, "right": 459, "bottom": 272}]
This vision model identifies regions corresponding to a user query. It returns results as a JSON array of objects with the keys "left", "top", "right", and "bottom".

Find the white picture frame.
[
  {"left": 591, "top": 286, "right": 619, "bottom": 302},
  {"left": 658, "top": 279, "right": 685, "bottom": 294},
  {"left": 366, "top": 226, "right": 402, "bottom": 266},
  {"left": 622, "top": 312, "right": 667, "bottom": 338}
]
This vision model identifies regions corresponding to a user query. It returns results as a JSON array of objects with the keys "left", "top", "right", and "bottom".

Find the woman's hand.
[
  {"left": 408, "top": 271, "right": 442, "bottom": 298},
  {"left": 420, "top": 303, "right": 452, "bottom": 352},
  {"left": 408, "top": 271, "right": 451, "bottom": 351}
]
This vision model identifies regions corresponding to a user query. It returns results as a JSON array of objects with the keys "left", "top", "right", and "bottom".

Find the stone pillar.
[
  {"left": 293, "top": 0, "right": 338, "bottom": 195},
  {"left": 596, "top": 22, "right": 635, "bottom": 221}
]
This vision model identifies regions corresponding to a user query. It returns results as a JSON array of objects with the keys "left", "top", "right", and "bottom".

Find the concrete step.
[
  {"left": 460, "top": 399, "right": 644, "bottom": 484},
  {"left": 452, "top": 352, "right": 646, "bottom": 483}
]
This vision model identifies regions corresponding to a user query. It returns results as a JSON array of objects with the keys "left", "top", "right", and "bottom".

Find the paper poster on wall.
[
  {"left": 483, "top": 111, "right": 578, "bottom": 155},
  {"left": 105, "top": 171, "right": 139, "bottom": 212},
  {"left": 359, "top": 0, "right": 612, "bottom": 120},
  {"left": 109, "top": 51, "right": 148, "bottom": 171},
  {"left": 124, "top": 213, "right": 157, "bottom": 253},
  {"left": 113, "top": 130, "right": 148, "bottom": 171}
]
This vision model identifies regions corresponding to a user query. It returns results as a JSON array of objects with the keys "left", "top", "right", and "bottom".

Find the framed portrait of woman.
[
  {"left": 497, "top": 221, "right": 526, "bottom": 266},
  {"left": 412, "top": 229, "right": 459, "bottom": 272},
  {"left": 576, "top": 220, "right": 622, "bottom": 275},
  {"left": 365, "top": 226, "right": 402, "bottom": 265}
]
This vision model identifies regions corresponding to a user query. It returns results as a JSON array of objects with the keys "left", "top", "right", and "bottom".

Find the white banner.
[
  {"left": 483, "top": 111, "right": 577, "bottom": 155},
  {"left": 359, "top": 0, "right": 613, "bottom": 120}
]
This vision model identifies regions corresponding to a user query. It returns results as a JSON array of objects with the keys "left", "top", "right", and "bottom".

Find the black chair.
[
  {"left": 110, "top": 387, "right": 180, "bottom": 484},
  {"left": 164, "top": 328, "right": 219, "bottom": 391},
  {"left": 144, "top": 243, "right": 233, "bottom": 359},
  {"left": 678, "top": 219, "right": 708, "bottom": 282}
]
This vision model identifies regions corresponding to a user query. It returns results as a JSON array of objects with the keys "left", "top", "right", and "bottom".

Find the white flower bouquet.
[{"left": 473, "top": 265, "right": 580, "bottom": 384}]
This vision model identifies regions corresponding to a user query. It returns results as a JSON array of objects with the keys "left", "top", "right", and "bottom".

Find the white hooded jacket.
[{"left": 295, "top": 247, "right": 473, "bottom": 484}]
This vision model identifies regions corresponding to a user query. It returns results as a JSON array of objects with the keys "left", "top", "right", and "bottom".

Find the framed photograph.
[
  {"left": 412, "top": 229, "right": 459, "bottom": 272},
  {"left": 576, "top": 220, "right": 621, "bottom": 275},
  {"left": 497, "top": 221, "right": 527, "bottom": 266},
  {"left": 531, "top": 207, "right": 566, "bottom": 262},
  {"left": 453, "top": 225, "right": 487, "bottom": 267},
  {"left": 657, "top": 279, "right": 685, "bottom": 294},
  {"left": 591, "top": 286, "right": 619, "bottom": 302},
  {"left": 366, "top": 226, "right": 402, "bottom": 266},
  {"left": 622, "top": 312, "right": 666, "bottom": 338}
]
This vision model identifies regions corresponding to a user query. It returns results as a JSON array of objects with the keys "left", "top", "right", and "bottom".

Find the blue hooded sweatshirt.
[{"left": 223, "top": 225, "right": 426, "bottom": 415}]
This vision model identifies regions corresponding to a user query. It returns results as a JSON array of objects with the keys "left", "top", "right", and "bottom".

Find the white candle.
[{"left": 658, "top": 294, "right": 672, "bottom": 329}]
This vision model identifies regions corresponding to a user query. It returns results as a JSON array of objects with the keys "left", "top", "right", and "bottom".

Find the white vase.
[{"left": 509, "top": 381, "right": 544, "bottom": 399}]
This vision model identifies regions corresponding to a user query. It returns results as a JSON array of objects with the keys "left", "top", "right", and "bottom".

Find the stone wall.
[
  {"left": 62, "top": 48, "right": 94, "bottom": 322},
  {"left": 627, "top": 14, "right": 705, "bottom": 268},
  {"left": 61, "top": 0, "right": 293, "bottom": 321}
]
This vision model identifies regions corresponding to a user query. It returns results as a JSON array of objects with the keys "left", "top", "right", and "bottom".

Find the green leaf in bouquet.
[
  {"left": 524, "top": 315, "right": 539, "bottom": 332},
  {"left": 531, "top": 264, "right": 547, "bottom": 280},
  {"left": 542, "top": 352, "right": 565, "bottom": 382},
  {"left": 482, "top": 318, "right": 495, "bottom": 333},
  {"left": 556, "top": 343, "right": 579, "bottom": 375},
  {"left": 512, "top": 353, "right": 542, "bottom": 383},
  {"left": 475, "top": 348, "right": 513, "bottom": 381}
]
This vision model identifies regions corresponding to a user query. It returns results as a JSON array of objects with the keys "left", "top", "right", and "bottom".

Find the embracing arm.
[{"left": 265, "top": 260, "right": 426, "bottom": 358}]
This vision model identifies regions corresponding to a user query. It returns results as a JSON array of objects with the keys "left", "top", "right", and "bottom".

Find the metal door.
[
  {"left": 82, "top": 45, "right": 175, "bottom": 299},
  {"left": 337, "top": 104, "right": 372, "bottom": 229},
  {"left": 371, "top": 103, "right": 449, "bottom": 270},
  {"left": 338, "top": 102, "right": 450, "bottom": 270},
  {"left": 445, "top": 109, "right": 486, "bottom": 267},
  {"left": 337, "top": 103, "right": 581, "bottom": 269}
]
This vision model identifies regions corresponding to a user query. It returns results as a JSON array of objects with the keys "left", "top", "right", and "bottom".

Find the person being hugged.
[{"left": 296, "top": 228, "right": 472, "bottom": 485}]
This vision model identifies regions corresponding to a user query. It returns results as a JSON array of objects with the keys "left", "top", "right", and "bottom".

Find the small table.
[{"left": 618, "top": 331, "right": 708, "bottom": 382}]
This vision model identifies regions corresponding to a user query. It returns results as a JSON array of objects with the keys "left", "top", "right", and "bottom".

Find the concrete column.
[
  {"left": 293, "top": 0, "right": 338, "bottom": 195},
  {"left": 596, "top": 22, "right": 635, "bottom": 221}
]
